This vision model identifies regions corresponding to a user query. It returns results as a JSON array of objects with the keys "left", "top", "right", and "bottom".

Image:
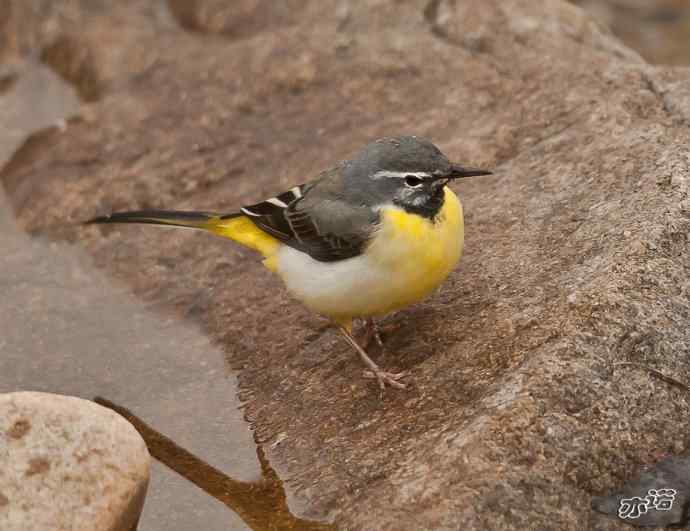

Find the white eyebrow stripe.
[
  {"left": 265, "top": 197, "right": 288, "bottom": 207},
  {"left": 290, "top": 186, "right": 302, "bottom": 198},
  {"left": 372, "top": 170, "right": 432, "bottom": 179}
]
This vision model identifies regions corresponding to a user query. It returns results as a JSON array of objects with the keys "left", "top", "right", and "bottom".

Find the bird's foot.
[
  {"left": 360, "top": 318, "right": 401, "bottom": 349},
  {"left": 360, "top": 318, "right": 384, "bottom": 349},
  {"left": 337, "top": 323, "right": 409, "bottom": 391},
  {"left": 363, "top": 369, "right": 408, "bottom": 390}
]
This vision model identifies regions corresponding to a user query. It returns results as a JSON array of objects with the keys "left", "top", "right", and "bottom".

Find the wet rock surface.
[
  {"left": 1, "top": 0, "right": 689, "bottom": 529},
  {"left": 0, "top": 392, "right": 150, "bottom": 531}
]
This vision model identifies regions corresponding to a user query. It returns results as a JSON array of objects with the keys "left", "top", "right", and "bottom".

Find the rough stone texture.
[
  {"left": 0, "top": 392, "right": 150, "bottom": 531},
  {"left": 1, "top": 0, "right": 689, "bottom": 529}
]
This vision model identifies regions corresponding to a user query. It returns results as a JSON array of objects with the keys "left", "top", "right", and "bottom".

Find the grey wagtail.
[{"left": 86, "top": 136, "right": 492, "bottom": 390}]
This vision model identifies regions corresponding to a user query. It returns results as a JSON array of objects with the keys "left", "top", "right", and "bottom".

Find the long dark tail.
[
  {"left": 85, "top": 209, "right": 236, "bottom": 229},
  {"left": 85, "top": 209, "right": 278, "bottom": 257}
]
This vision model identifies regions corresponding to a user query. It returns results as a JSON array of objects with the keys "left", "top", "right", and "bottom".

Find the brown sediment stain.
[
  {"left": 0, "top": 491, "right": 9, "bottom": 507},
  {"left": 94, "top": 397, "right": 332, "bottom": 531},
  {"left": 6, "top": 418, "right": 30, "bottom": 439},
  {"left": 25, "top": 457, "right": 50, "bottom": 476}
]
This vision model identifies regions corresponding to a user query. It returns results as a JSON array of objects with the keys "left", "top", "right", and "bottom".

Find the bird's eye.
[{"left": 404, "top": 175, "right": 424, "bottom": 188}]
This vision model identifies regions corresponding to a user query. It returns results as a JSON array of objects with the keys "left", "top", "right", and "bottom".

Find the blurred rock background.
[{"left": 573, "top": 0, "right": 690, "bottom": 65}]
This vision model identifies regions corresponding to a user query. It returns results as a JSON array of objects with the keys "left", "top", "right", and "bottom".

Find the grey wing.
[
  {"left": 235, "top": 183, "right": 375, "bottom": 262},
  {"left": 284, "top": 198, "right": 376, "bottom": 261}
]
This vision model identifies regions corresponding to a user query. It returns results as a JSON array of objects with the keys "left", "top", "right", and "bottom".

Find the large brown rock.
[
  {"left": 1, "top": 0, "right": 689, "bottom": 529},
  {"left": 0, "top": 392, "right": 150, "bottom": 531}
]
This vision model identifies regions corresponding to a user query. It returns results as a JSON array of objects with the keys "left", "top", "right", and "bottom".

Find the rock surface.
[
  {"left": 1, "top": 0, "right": 689, "bottom": 530},
  {"left": 0, "top": 392, "right": 150, "bottom": 531}
]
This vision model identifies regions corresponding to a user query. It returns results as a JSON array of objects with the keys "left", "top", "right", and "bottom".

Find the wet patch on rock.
[{"left": 96, "top": 397, "right": 332, "bottom": 530}]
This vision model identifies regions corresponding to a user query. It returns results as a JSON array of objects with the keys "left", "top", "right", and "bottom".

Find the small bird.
[{"left": 87, "top": 136, "right": 492, "bottom": 390}]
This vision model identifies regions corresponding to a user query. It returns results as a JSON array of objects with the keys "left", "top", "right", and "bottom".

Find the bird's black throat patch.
[{"left": 393, "top": 189, "right": 445, "bottom": 220}]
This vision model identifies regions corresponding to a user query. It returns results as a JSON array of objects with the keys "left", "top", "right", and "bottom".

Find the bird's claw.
[{"left": 363, "top": 369, "right": 408, "bottom": 390}]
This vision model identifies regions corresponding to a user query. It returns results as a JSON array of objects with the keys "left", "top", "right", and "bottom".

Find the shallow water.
[{"left": 0, "top": 61, "right": 329, "bottom": 530}]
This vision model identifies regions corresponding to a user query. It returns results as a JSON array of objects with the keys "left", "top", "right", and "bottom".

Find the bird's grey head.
[{"left": 341, "top": 136, "right": 491, "bottom": 219}]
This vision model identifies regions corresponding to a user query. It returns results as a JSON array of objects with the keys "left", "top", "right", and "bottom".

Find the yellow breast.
[{"left": 364, "top": 186, "right": 464, "bottom": 314}]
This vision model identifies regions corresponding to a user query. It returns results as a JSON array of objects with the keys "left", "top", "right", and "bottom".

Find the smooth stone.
[{"left": 0, "top": 392, "right": 150, "bottom": 531}]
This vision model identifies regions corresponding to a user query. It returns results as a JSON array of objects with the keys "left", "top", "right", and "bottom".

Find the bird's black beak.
[{"left": 448, "top": 164, "right": 493, "bottom": 179}]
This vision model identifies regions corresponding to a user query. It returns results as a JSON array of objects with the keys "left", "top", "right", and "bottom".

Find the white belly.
[
  {"left": 275, "top": 246, "right": 406, "bottom": 318},
  {"left": 273, "top": 188, "right": 465, "bottom": 321}
]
